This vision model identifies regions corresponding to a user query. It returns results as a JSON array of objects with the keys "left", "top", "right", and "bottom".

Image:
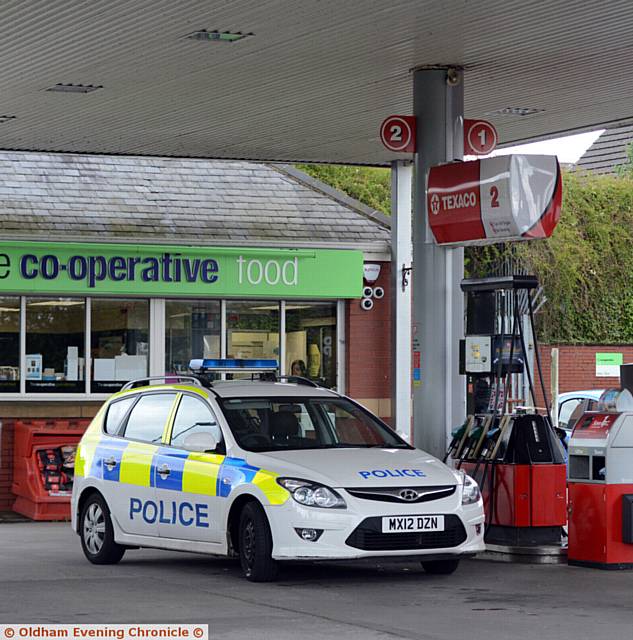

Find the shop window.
[
  {"left": 122, "top": 393, "right": 176, "bottom": 443},
  {"left": 90, "top": 299, "right": 149, "bottom": 393},
  {"left": 26, "top": 297, "right": 85, "bottom": 393},
  {"left": 165, "top": 300, "right": 221, "bottom": 374},
  {"left": 226, "top": 301, "right": 280, "bottom": 378},
  {"left": 285, "top": 302, "right": 337, "bottom": 388},
  {"left": 0, "top": 296, "right": 20, "bottom": 392}
]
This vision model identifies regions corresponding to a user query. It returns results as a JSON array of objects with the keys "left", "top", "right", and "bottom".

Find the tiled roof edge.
[{"left": 0, "top": 231, "right": 390, "bottom": 252}]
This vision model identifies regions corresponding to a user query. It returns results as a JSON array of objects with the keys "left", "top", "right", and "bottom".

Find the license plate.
[{"left": 381, "top": 515, "right": 445, "bottom": 533}]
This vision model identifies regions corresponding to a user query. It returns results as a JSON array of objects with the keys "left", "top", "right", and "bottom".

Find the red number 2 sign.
[
  {"left": 380, "top": 116, "right": 416, "bottom": 153},
  {"left": 490, "top": 185, "right": 500, "bottom": 208}
]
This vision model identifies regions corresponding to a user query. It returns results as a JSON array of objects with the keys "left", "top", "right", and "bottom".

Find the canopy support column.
[
  {"left": 412, "top": 68, "right": 466, "bottom": 457},
  {"left": 391, "top": 160, "right": 413, "bottom": 441}
]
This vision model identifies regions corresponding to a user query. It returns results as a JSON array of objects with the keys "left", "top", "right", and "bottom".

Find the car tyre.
[
  {"left": 80, "top": 493, "right": 125, "bottom": 565},
  {"left": 421, "top": 559, "right": 460, "bottom": 575},
  {"left": 238, "top": 501, "right": 278, "bottom": 582}
]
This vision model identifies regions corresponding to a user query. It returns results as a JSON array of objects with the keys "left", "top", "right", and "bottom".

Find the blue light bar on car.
[{"left": 189, "top": 358, "right": 279, "bottom": 372}]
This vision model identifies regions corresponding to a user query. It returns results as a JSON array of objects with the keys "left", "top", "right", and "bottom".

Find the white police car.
[{"left": 71, "top": 359, "right": 484, "bottom": 581}]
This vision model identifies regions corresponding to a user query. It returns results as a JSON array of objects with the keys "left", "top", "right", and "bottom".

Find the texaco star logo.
[{"left": 430, "top": 193, "right": 441, "bottom": 215}]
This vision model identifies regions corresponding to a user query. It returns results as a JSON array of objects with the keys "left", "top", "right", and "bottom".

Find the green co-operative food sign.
[{"left": 0, "top": 241, "right": 364, "bottom": 299}]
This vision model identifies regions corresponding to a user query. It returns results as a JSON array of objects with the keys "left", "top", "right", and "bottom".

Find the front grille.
[
  {"left": 346, "top": 485, "right": 456, "bottom": 504},
  {"left": 346, "top": 514, "right": 467, "bottom": 551}
]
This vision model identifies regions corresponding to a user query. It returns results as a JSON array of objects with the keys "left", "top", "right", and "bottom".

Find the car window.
[
  {"left": 559, "top": 398, "right": 582, "bottom": 427},
  {"left": 319, "top": 401, "right": 387, "bottom": 445},
  {"left": 170, "top": 394, "right": 221, "bottom": 450},
  {"left": 122, "top": 393, "right": 176, "bottom": 443},
  {"left": 567, "top": 399, "right": 591, "bottom": 432},
  {"left": 219, "top": 396, "right": 409, "bottom": 452},
  {"left": 104, "top": 396, "right": 136, "bottom": 435}
]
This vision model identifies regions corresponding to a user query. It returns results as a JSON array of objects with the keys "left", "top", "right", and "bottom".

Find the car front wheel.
[
  {"left": 238, "top": 501, "right": 278, "bottom": 582},
  {"left": 80, "top": 493, "right": 125, "bottom": 565},
  {"left": 421, "top": 559, "right": 460, "bottom": 575}
]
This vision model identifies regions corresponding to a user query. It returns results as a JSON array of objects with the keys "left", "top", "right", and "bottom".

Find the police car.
[{"left": 71, "top": 359, "right": 484, "bottom": 582}]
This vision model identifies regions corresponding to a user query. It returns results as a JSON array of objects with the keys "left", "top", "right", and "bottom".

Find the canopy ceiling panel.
[{"left": 0, "top": 0, "right": 632, "bottom": 163}]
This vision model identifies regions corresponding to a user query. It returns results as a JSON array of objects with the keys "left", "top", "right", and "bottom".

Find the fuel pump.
[
  {"left": 568, "top": 367, "right": 633, "bottom": 568},
  {"left": 449, "top": 275, "right": 567, "bottom": 546}
]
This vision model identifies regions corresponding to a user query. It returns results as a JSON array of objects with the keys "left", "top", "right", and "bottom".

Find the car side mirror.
[{"left": 183, "top": 431, "right": 219, "bottom": 453}]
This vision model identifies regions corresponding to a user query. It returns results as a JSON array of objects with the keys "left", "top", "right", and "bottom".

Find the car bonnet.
[{"left": 245, "top": 447, "right": 460, "bottom": 488}]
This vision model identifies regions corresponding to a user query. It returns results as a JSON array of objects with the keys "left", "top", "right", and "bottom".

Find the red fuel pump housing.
[
  {"left": 460, "top": 413, "right": 567, "bottom": 546},
  {"left": 568, "top": 410, "right": 633, "bottom": 568},
  {"left": 461, "top": 462, "right": 567, "bottom": 545}
]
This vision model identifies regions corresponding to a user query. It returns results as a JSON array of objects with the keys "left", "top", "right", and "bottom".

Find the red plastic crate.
[{"left": 12, "top": 419, "right": 90, "bottom": 521}]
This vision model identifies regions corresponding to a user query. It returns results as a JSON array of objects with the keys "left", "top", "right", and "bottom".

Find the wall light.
[
  {"left": 485, "top": 107, "right": 545, "bottom": 117},
  {"left": 46, "top": 84, "right": 103, "bottom": 94},
  {"left": 185, "top": 30, "right": 253, "bottom": 43}
]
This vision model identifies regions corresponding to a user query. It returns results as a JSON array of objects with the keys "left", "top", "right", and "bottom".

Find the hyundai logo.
[{"left": 399, "top": 489, "right": 419, "bottom": 502}]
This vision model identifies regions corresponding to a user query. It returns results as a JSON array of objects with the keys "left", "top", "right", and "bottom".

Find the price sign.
[
  {"left": 380, "top": 116, "right": 416, "bottom": 153},
  {"left": 464, "top": 119, "right": 498, "bottom": 155}
]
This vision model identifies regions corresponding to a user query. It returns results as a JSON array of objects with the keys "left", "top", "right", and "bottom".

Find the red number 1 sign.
[{"left": 464, "top": 119, "right": 498, "bottom": 155}]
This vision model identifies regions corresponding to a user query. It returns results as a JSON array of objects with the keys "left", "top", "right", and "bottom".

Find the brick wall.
[
  {"left": 0, "top": 419, "right": 16, "bottom": 512},
  {"left": 346, "top": 262, "right": 392, "bottom": 423},
  {"left": 535, "top": 345, "right": 633, "bottom": 407}
]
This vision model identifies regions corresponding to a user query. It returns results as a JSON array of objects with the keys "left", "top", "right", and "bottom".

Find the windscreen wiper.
[{"left": 354, "top": 443, "right": 410, "bottom": 448}]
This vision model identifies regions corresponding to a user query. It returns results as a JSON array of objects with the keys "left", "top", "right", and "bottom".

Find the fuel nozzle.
[{"left": 443, "top": 419, "right": 471, "bottom": 462}]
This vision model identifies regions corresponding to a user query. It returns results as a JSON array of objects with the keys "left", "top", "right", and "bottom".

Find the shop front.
[{"left": 0, "top": 241, "right": 362, "bottom": 398}]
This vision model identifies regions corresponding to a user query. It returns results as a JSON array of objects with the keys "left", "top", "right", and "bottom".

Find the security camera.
[
  {"left": 363, "top": 286, "right": 374, "bottom": 298},
  {"left": 373, "top": 286, "right": 385, "bottom": 299},
  {"left": 360, "top": 297, "right": 374, "bottom": 311},
  {"left": 446, "top": 67, "right": 461, "bottom": 86}
]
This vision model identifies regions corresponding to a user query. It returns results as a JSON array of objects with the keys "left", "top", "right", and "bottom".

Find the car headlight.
[
  {"left": 459, "top": 471, "right": 481, "bottom": 505},
  {"left": 277, "top": 477, "right": 346, "bottom": 509}
]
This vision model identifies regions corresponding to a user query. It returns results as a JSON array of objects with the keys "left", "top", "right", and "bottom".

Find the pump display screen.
[
  {"left": 492, "top": 336, "right": 524, "bottom": 373},
  {"left": 573, "top": 413, "right": 618, "bottom": 439}
]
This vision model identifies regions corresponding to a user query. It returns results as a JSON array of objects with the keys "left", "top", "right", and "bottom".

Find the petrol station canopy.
[{"left": 2, "top": 0, "right": 632, "bottom": 165}]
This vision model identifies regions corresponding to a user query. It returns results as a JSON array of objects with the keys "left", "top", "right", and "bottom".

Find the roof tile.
[{"left": 0, "top": 152, "right": 390, "bottom": 247}]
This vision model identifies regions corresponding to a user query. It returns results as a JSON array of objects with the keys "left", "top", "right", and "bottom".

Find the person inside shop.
[{"left": 291, "top": 359, "right": 307, "bottom": 378}]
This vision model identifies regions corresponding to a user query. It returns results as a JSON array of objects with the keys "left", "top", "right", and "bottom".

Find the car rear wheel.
[
  {"left": 238, "top": 501, "right": 278, "bottom": 582},
  {"left": 80, "top": 493, "right": 125, "bottom": 565},
  {"left": 421, "top": 559, "right": 460, "bottom": 575}
]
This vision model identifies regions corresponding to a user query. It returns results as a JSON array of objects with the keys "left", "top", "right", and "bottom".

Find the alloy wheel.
[{"left": 83, "top": 502, "right": 106, "bottom": 555}]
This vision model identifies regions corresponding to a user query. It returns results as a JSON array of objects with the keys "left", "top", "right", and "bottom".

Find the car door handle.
[
  {"left": 104, "top": 457, "right": 117, "bottom": 469},
  {"left": 157, "top": 464, "right": 171, "bottom": 477}
]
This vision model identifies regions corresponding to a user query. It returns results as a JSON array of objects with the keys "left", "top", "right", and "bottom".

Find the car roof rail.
[
  {"left": 121, "top": 375, "right": 203, "bottom": 391},
  {"left": 275, "top": 375, "right": 320, "bottom": 388}
]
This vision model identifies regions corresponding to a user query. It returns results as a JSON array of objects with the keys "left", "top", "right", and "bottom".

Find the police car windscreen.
[{"left": 219, "top": 398, "right": 410, "bottom": 452}]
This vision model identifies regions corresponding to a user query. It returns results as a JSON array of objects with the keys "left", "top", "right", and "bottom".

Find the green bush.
[
  {"left": 297, "top": 164, "right": 391, "bottom": 214},
  {"left": 297, "top": 164, "right": 633, "bottom": 343}
]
